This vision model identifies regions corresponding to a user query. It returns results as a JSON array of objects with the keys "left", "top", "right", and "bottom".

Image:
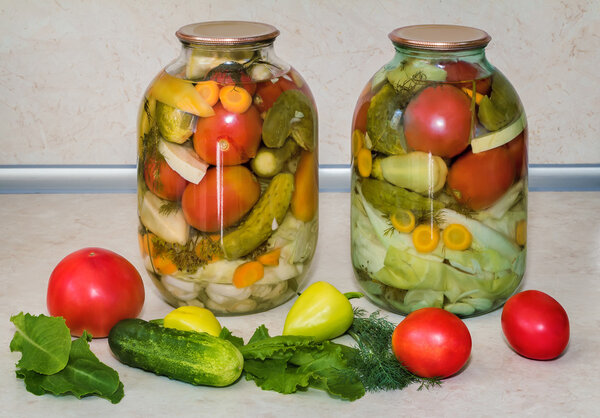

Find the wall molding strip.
[{"left": 0, "top": 164, "right": 599, "bottom": 194}]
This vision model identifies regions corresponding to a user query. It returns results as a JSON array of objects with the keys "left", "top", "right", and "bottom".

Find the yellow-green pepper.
[
  {"left": 163, "top": 306, "right": 222, "bottom": 336},
  {"left": 282, "top": 281, "right": 362, "bottom": 341}
]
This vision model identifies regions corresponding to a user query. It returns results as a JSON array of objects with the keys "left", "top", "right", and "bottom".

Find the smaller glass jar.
[
  {"left": 137, "top": 21, "right": 318, "bottom": 315},
  {"left": 350, "top": 25, "right": 527, "bottom": 318}
]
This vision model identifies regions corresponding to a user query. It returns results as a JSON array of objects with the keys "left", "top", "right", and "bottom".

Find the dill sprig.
[{"left": 347, "top": 308, "right": 440, "bottom": 392}]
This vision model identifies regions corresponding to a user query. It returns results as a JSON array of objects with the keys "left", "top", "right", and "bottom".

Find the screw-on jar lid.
[
  {"left": 176, "top": 21, "right": 280, "bottom": 45},
  {"left": 389, "top": 24, "right": 491, "bottom": 51}
]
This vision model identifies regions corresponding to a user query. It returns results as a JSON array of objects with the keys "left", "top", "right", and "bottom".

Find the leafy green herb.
[
  {"left": 225, "top": 325, "right": 365, "bottom": 401},
  {"left": 347, "top": 309, "right": 440, "bottom": 392},
  {"left": 158, "top": 200, "right": 181, "bottom": 217},
  {"left": 366, "top": 82, "right": 407, "bottom": 155},
  {"left": 478, "top": 73, "right": 520, "bottom": 131},
  {"left": 148, "top": 232, "right": 222, "bottom": 273},
  {"left": 10, "top": 313, "right": 71, "bottom": 375},
  {"left": 9, "top": 313, "right": 124, "bottom": 403}
]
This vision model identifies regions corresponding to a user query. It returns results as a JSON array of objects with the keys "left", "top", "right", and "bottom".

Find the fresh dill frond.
[
  {"left": 347, "top": 308, "right": 441, "bottom": 392},
  {"left": 158, "top": 200, "right": 181, "bottom": 216}
]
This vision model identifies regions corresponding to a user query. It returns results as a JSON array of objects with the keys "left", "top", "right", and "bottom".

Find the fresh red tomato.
[
  {"left": 438, "top": 60, "right": 492, "bottom": 95},
  {"left": 501, "top": 290, "right": 570, "bottom": 360},
  {"left": 143, "top": 154, "right": 188, "bottom": 201},
  {"left": 181, "top": 165, "right": 260, "bottom": 232},
  {"left": 253, "top": 70, "right": 312, "bottom": 114},
  {"left": 505, "top": 130, "right": 527, "bottom": 179},
  {"left": 447, "top": 146, "right": 516, "bottom": 210},
  {"left": 47, "top": 248, "right": 145, "bottom": 338},
  {"left": 193, "top": 102, "right": 262, "bottom": 166},
  {"left": 391, "top": 307, "right": 472, "bottom": 378},
  {"left": 209, "top": 70, "right": 256, "bottom": 95},
  {"left": 403, "top": 84, "right": 472, "bottom": 158}
]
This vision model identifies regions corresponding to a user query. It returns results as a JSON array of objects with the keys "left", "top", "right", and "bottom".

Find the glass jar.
[
  {"left": 137, "top": 21, "right": 318, "bottom": 315},
  {"left": 351, "top": 25, "right": 527, "bottom": 318}
]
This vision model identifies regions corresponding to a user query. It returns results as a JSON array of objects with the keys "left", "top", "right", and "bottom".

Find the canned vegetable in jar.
[
  {"left": 351, "top": 25, "right": 527, "bottom": 318},
  {"left": 138, "top": 21, "right": 318, "bottom": 315}
]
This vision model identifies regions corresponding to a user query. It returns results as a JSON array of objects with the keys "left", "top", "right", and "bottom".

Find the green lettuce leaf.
[
  {"left": 239, "top": 326, "right": 365, "bottom": 401},
  {"left": 15, "top": 331, "right": 124, "bottom": 404},
  {"left": 10, "top": 313, "right": 71, "bottom": 375}
]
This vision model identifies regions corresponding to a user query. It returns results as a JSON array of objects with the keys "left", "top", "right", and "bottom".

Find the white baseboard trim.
[{"left": 0, "top": 164, "right": 598, "bottom": 194}]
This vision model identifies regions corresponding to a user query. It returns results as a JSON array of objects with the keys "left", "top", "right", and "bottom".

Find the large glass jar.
[
  {"left": 351, "top": 25, "right": 527, "bottom": 318},
  {"left": 137, "top": 21, "right": 318, "bottom": 315}
]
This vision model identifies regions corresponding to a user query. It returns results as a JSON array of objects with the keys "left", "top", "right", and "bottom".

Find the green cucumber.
[
  {"left": 108, "top": 318, "right": 243, "bottom": 387},
  {"left": 360, "top": 177, "right": 445, "bottom": 215},
  {"left": 250, "top": 139, "right": 299, "bottom": 178},
  {"left": 471, "top": 112, "right": 525, "bottom": 153},
  {"left": 222, "top": 172, "right": 294, "bottom": 260}
]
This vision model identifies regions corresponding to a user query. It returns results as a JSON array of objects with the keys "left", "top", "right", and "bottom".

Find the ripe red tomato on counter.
[
  {"left": 403, "top": 84, "right": 472, "bottom": 158},
  {"left": 391, "top": 307, "right": 472, "bottom": 378},
  {"left": 143, "top": 154, "right": 188, "bottom": 201},
  {"left": 181, "top": 165, "right": 260, "bottom": 232},
  {"left": 501, "top": 290, "right": 570, "bottom": 360},
  {"left": 193, "top": 102, "right": 262, "bottom": 166},
  {"left": 447, "top": 146, "right": 516, "bottom": 210},
  {"left": 47, "top": 248, "right": 145, "bottom": 338}
]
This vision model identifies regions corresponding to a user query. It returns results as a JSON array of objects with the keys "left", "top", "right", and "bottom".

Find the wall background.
[{"left": 1, "top": 0, "right": 598, "bottom": 167}]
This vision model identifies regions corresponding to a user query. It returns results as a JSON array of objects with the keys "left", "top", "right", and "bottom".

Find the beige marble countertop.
[{"left": 1, "top": 192, "right": 598, "bottom": 417}]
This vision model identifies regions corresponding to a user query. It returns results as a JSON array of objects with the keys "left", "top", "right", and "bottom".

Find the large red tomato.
[
  {"left": 47, "top": 248, "right": 145, "bottom": 338},
  {"left": 143, "top": 154, "right": 188, "bottom": 201},
  {"left": 253, "top": 70, "right": 313, "bottom": 114},
  {"left": 438, "top": 60, "right": 492, "bottom": 95},
  {"left": 181, "top": 165, "right": 260, "bottom": 232},
  {"left": 447, "top": 146, "right": 516, "bottom": 210},
  {"left": 391, "top": 307, "right": 472, "bottom": 378},
  {"left": 501, "top": 290, "right": 570, "bottom": 360},
  {"left": 193, "top": 102, "right": 262, "bottom": 166},
  {"left": 403, "top": 84, "right": 472, "bottom": 158},
  {"left": 505, "top": 131, "right": 527, "bottom": 179}
]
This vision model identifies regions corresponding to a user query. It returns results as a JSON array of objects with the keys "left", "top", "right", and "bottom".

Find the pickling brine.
[
  {"left": 137, "top": 22, "right": 318, "bottom": 314},
  {"left": 351, "top": 25, "right": 527, "bottom": 318}
]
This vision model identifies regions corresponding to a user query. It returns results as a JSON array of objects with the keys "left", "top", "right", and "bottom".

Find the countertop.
[{"left": 1, "top": 191, "right": 598, "bottom": 417}]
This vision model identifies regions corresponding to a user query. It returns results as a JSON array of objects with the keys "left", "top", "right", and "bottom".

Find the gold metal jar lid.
[
  {"left": 389, "top": 24, "right": 491, "bottom": 51},
  {"left": 176, "top": 21, "right": 280, "bottom": 45}
]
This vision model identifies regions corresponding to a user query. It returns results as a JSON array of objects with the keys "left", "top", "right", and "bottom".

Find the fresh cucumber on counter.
[{"left": 108, "top": 318, "right": 243, "bottom": 387}]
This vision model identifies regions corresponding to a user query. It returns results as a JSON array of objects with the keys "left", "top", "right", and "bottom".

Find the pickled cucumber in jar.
[
  {"left": 137, "top": 22, "right": 318, "bottom": 315},
  {"left": 351, "top": 25, "right": 527, "bottom": 318}
]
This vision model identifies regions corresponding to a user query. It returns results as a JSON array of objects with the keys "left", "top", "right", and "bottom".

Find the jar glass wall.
[
  {"left": 137, "top": 21, "right": 318, "bottom": 315},
  {"left": 351, "top": 25, "right": 527, "bottom": 318}
]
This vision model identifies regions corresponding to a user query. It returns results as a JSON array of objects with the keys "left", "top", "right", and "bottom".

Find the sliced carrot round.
[
  {"left": 352, "top": 129, "right": 365, "bottom": 157},
  {"left": 442, "top": 223, "right": 472, "bottom": 251},
  {"left": 391, "top": 209, "right": 416, "bottom": 233},
  {"left": 194, "top": 80, "right": 220, "bottom": 106},
  {"left": 219, "top": 85, "right": 252, "bottom": 114},
  {"left": 412, "top": 224, "right": 440, "bottom": 253},
  {"left": 232, "top": 261, "right": 265, "bottom": 288},
  {"left": 357, "top": 148, "right": 372, "bottom": 177}
]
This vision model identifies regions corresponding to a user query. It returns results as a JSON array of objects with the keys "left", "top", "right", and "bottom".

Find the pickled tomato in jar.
[
  {"left": 351, "top": 25, "right": 527, "bottom": 318},
  {"left": 137, "top": 22, "right": 318, "bottom": 315}
]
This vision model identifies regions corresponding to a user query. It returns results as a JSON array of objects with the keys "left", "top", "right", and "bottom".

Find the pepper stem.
[{"left": 344, "top": 292, "right": 364, "bottom": 300}]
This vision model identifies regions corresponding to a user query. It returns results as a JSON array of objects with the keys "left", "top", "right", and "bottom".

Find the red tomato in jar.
[
  {"left": 438, "top": 60, "right": 492, "bottom": 95},
  {"left": 505, "top": 131, "right": 527, "bottom": 179},
  {"left": 391, "top": 308, "right": 472, "bottom": 378},
  {"left": 447, "top": 147, "right": 516, "bottom": 210},
  {"left": 209, "top": 70, "right": 256, "bottom": 95},
  {"left": 403, "top": 84, "right": 472, "bottom": 158},
  {"left": 253, "top": 70, "right": 313, "bottom": 114},
  {"left": 501, "top": 290, "right": 570, "bottom": 360},
  {"left": 47, "top": 248, "right": 145, "bottom": 338},
  {"left": 193, "top": 102, "right": 262, "bottom": 166},
  {"left": 181, "top": 165, "right": 260, "bottom": 232},
  {"left": 143, "top": 154, "right": 188, "bottom": 201}
]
